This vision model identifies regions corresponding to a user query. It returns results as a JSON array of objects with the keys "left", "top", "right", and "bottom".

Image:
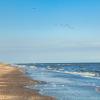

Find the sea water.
[{"left": 15, "top": 63, "right": 100, "bottom": 100}]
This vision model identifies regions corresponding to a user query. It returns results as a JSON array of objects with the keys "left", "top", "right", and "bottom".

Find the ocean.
[{"left": 15, "top": 63, "right": 100, "bottom": 100}]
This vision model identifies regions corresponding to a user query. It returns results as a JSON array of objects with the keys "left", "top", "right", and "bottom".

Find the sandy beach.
[{"left": 0, "top": 63, "right": 55, "bottom": 100}]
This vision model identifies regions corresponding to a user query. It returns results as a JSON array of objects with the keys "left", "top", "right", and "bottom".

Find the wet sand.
[{"left": 0, "top": 63, "right": 55, "bottom": 100}]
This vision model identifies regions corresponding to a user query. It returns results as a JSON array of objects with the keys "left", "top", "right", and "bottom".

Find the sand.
[{"left": 0, "top": 63, "right": 55, "bottom": 100}]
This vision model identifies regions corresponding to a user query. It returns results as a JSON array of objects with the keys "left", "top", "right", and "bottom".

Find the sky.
[{"left": 0, "top": 0, "right": 100, "bottom": 63}]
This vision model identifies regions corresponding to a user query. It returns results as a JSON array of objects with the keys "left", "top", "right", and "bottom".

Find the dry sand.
[{"left": 0, "top": 63, "right": 55, "bottom": 100}]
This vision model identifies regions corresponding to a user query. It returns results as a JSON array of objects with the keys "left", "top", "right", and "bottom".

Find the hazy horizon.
[{"left": 0, "top": 0, "right": 100, "bottom": 63}]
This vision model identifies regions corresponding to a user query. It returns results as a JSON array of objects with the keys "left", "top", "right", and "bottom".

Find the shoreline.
[{"left": 0, "top": 63, "right": 55, "bottom": 100}]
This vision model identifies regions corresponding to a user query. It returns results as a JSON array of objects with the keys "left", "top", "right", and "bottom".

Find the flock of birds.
[{"left": 32, "top": 7, "right": 74, "bottom": 30}]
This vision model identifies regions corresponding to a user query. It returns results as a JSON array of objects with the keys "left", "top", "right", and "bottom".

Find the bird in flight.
[
  {"left": 32, "top": 8, "right": 37, "bottom": 10},
  {"left": 55, "top": 23, "right": 74, "bottom": 30}
]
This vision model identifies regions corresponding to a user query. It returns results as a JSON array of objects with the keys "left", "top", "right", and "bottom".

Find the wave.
[
  {"left": 63, "top": 71, "right": 100, "bottom": 79},
  {"left": 50, "top": 69, "right": 100, "bottom": 79},
  {"left": 64, "top": 71, "right": 95, "bottom": 77},
  {"left": 15, "top": 64, "right": 100, "bottom": 79}
]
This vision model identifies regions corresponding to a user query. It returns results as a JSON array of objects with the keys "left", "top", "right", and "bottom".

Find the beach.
[{"left": 0, "top": 63, "right": 55, "bottom": 100}]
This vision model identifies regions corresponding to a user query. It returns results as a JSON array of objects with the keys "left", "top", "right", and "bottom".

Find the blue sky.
[{"left": 0, "top": 0, "right": 100, "bottom": 63}]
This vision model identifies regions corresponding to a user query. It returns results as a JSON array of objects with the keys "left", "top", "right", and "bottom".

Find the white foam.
[
  {"left": 47, "top": 66, "right": 53, "bottom": 70},
  {"left": 64, "top": 71, "right": 100, "bottom": 79},
  {"left": 30, "top": 65, "right": 37, "bottom": 69}
]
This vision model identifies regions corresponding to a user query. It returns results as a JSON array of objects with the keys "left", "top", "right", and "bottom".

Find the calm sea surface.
[{"left": 15, "top": 63, "right": 100, "bottom": 100}]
